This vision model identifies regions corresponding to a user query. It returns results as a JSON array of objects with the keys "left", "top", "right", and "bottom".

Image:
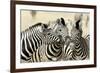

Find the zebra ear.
[
  {"left": 41, "top": 24, "right": 49, "bottom": 32},
  {"left": 74, "top": 19, "right": 83, "bottom": 35},
  {"left": 75, "top": 19, "right": 80, "bottom": 30},
  {"left": 56, "top": 18, "right": 61, "bottom": 24},
  {"left": 61, "top": 18, "right": 66, "bottom": 26},
  {"left": 51, "top": 19, "right": 60, "bottom": 31},
  {"left": 74, "top": 13, "right": 83, "bottom": 30},
  {"left": 74, "top": 17, "right": 83, "bottom": 30},
  {"left": 42, "top": 24, "right": 48, "bottom": 28},
  {"left": 56, "top": 18, "right": 66, "bottom": 26}
]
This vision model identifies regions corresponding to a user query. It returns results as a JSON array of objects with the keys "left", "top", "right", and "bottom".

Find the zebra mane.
[
  {"left": 22, "top": 22, "right": 49, "bottom": 34},
  {"left": 21, "top": 23, "right": 43, "bottom": 33},
  {"left": 29, "top": 22, "right": 42, "bottom": 29}
]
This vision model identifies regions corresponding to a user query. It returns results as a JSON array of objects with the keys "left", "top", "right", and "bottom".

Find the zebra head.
[
  {"left": 51, "top": 18, "right": 69, "bottom": 42},
  {"left": 40, "top": 23, "right": 61, "bottom": 44},
  {"left": 71, "top": 28, "right": 82, "bottom": 41},
  {"left": 70, "top": 17, "right": 83, "bottom": 41},
  {"left": 45, "top": 29, "right": 62, "bottom": 44}
]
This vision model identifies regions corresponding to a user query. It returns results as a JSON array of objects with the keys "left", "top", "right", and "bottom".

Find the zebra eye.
[
  {"left": 47, "top": 33, "right": 51, "bottom": 35},
  {"left": 59, "top": 29, "right": 62, "bottom": 31}
]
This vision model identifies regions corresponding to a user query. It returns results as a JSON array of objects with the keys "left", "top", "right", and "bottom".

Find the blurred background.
[{"left": 21, "top": 10, "right": 89, "bottom": 37}]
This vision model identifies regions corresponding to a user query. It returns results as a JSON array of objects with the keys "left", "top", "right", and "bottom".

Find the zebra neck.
[
  {"left": 54, "top": 42, "right": 62, "bottom": 49},
  {"left": 45, "top": 43, "right": 62, "bottom": 61},
  {"left": 72, "top": 37, "right": 88, "bottom": 60}
]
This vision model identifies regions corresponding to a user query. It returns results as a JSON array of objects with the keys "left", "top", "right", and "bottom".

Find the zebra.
[
  {"left": 63, "top": 17, "right": 89, "bottom": 60},
  {"left": 21, "top": 23, "right": 61, "bottom": 62},
  {"left": 31, "top": 18, "right": 70, "bottom": 62},
  {"left": 42, "top": 18, "right": 71, "bottom": 61},
  {"left": 62, "top": 36, "right": 74, "bottom": 60},
  {"left": 31, "top": 35, "right": 64, "bottom": 62},
  {"left": 49, "top": 17, "right": 69, "bottom": 42},
  {"left": 49, "top": 18, "right": 74, "bottom": 61}
]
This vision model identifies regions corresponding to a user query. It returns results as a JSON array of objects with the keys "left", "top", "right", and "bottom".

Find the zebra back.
[{"left": 21, "top": 23, "right": 62, "bottom": 62}]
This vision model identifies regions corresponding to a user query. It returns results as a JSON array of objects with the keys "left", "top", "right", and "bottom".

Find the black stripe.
[
  {"left": 65, "top": 42, "right": 70, "bottom": 54},
  {"left": 32, "top": 34, "right": 37, "bottom": 51},
  {"left": 56, "top": 49, "right": 62, "bottom": 57},
  {"left": 21, "top": 55, "right": 30, "bottom": 61},
  {"left": 47, "top": 45, "right": 55, "bottom": 57},
  {"left": 34, "top": 33, "right": 40, "bottom": 44},
  {"left": 35, "top": 33, "right": 42, "bottom": 46},
  {"left": 81, "top": 51, "right": 84, "bottom": 57},
  {"left": 26, "top": 37, "right": 33, "bottom": 54},
  {"left": 22, "top": 39, "right": 30, "bottom": 57},
  {"left": 29, "top": 36, "right": 36, "bottom": 52},
  {"left": 35, "top": 51, "right": 37, "bottom": 62},
  {"left": 66, "top": 48, "right": 70, "bottom": 55},
  {"left": 76, "top": 49, "right": 82, "bottom": 56},
  {"left": 54, "top": 43, "right": 60, "bottom": 49},
  {"left": 35, "top": 33, "right": 41, "bottom": 47},
  {"left": 82, "top": 55, "right": 87, "bottom": 60},
  {"left": 69, "top": 51, "right": 72, "bottom": 56},
  {"left": 33, "top": 34, "right": 38, "bottom": 50},
  {"left": 75, "top": 43, "right": 80, "bottom": 49},
  {"left": 51, "top": 44, "right": 58, "bottom": 53},
  {"left": 38, "top": 49, "right": 41, "bottom": 62},
  {"left": 72, "top": 55, "right": 76, "bottom": 60},
  {"left": 72, "top": 51, "right": 77, "bottom": 60},
  {"left": 45, "top": 51, "right": 52, "bottom": 61}
]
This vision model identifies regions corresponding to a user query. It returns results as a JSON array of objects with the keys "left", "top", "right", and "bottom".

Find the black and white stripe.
[
  {"left": 21, "top": 23, "right": 60, "bottom": 62},
  {"left": 45, "top": 39, "right": 63, "bottom": 61},
  {"left": 70, "top": 37, "right": 88, "bottom": 60},
  {"left": 62, "top": 36, "right": 74, "bottom": 60},
  {"left": 63, "top": 19, "right": 89, "bottom": 60},
  {"left": 71, "top": 19, "right": 88, "bottom": 60},
  {"left": 31, "top": 38, "right": 64, "bottom": 62}
]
